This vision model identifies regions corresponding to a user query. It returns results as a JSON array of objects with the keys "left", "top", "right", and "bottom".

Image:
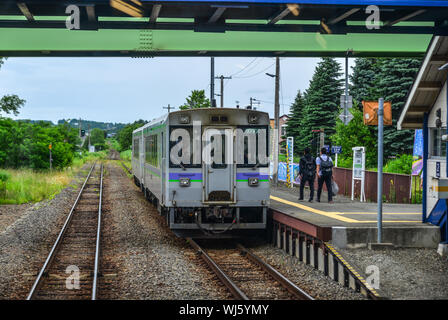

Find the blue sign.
[
  {"left": 436, "top": 162, "right": 441, "bottom": 178},
  {"left": 323, "top": 145, "right": 330, "bottom": 153},
  {"left": 332, "top": 146, "right": 342, "bottom": 154}
]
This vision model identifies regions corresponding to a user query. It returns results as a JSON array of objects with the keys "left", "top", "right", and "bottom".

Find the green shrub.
[{"left": 383, "top": 154, "right": 413, "bottom": 175}]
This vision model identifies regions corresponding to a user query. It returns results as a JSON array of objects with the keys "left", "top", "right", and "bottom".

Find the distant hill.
[
  {"left": 57, "top": 119, "right": 127, "bottom": 134},
  {"left": 16, "top": 119, "right": 54, "bottom": 125}
]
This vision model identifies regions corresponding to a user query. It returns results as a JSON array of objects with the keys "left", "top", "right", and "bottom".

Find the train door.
[{"left": 203, "top": 128, "right": 235, "bottom": 202}]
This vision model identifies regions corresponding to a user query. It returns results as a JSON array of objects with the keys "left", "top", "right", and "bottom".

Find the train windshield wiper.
[
  {"left": 252, "top": 160, "right": 260, "bottom": 170},
  {"left": 179, "top": 161, "right": 186, "bottom": 171}
]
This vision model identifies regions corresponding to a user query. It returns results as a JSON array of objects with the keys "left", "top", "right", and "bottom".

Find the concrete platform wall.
[{"left": 332, "top": 226, "right": 441, "bottom": 249}]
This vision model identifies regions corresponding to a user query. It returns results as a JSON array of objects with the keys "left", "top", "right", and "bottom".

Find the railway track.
[
  {"left": 27, "top": 162, "right": 104, "bottom": 300},
  {"left": 120, "top": 160, "right": 132, "bottom": 175},
  {"left": 187, "top": 238, "right": 314, "bottom": 300}
]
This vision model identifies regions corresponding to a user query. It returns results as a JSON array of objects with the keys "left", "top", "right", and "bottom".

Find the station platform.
[{"left": 269, "top": 186, "right": 440, "bottom": 249}]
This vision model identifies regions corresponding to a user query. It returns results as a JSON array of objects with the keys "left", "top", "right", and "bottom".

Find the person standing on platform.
[
  {"left": 298, "top": 147, "right": 316, "bottom": 202},
  {"left": 316, "top": 147, "right": 334, "bottom": 203}
]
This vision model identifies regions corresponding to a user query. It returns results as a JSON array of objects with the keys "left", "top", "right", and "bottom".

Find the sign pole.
[
  {"left": 49, "top": 143, "right": 52, "bottom": 170},
  {"left": 377, "top": 98, "right": 384, "bottom": 243}
]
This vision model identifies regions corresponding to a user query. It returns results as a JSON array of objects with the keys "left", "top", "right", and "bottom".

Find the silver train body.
[{"left": 131, "top": 108, "right": 270, "bottom": 237}]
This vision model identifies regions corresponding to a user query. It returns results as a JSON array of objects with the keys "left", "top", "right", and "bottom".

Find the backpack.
[
  {"left": 319, "top": 156, "right": 333, "bottom": 177},
  {"left": 303, "top": 156, "right": 315, "bottom": 178}
]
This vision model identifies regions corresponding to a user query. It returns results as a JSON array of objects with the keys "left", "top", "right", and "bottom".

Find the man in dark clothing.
[
  {"left": 298, "top": 147, "right": 316, "bottom": 202},
  {"left": 316, "top": 147, "right": 334, "bottom": 203}
]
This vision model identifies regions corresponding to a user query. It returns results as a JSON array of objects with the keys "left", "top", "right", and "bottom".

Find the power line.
[
  {"left": 233, "top": 61, "right": 276, "bottom": 79},
  {"left": 229, "top": 57, "right": 259, "bottom": 77}
]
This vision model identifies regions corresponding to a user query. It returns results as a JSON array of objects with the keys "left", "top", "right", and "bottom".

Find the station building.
[{"left": 398, "top": 36, "right": 448, "bottom": 243}]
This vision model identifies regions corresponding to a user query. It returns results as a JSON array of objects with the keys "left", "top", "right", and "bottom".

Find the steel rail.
[
  {"left": 26, "top": 162, "right": 97, "bottom": 300},
  {"left": 186, "top": 238, "right": 249, "bottom": 300},
  {"left": 91, "top": 163, "right": 104, "bottom": 300},
  {"left": 120, "top": 161, "right": 132, "bottom": 175},
  {"left": 236, "top": 244, "right": 314, "bottom": 300}
]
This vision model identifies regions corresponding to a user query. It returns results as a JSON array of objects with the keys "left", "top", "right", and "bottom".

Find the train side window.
[
  {"left": 144, "top": 134, "right": 159, "bottom": 168},
  {"left": 133, "top": 138, "right": 139, "bottom": 159}
]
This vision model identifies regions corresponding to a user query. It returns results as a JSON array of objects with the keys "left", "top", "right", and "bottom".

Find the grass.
[{"left": 0, "top": 151, "right": 107, "bottom": 205}]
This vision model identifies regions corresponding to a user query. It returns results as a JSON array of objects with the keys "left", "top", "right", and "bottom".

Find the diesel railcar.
[{"left": 132, "top": 108, "right": 270, "bottom": 237}]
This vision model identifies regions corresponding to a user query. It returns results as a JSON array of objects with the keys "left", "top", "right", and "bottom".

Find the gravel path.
[
  {"left": 246, "top": 241, "right": 367, "bottom": 300},
  {"left": 0, "top": 165, "right": 89, "bottom": 299},
  {"left": 0, "top": 204, "right": 33, "bottom": 234},
  {"left": 101, "top": 162, "right": 229, "bottom": 300},
  {"left": 338, "top": 247, "right": 448, "bottom": 299}
]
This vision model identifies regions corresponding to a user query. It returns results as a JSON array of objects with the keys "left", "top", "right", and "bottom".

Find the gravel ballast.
[
  {"left": 338, "top": 247, "right": 448, "bottom": 299},
  {"left": 101, "top": 162, "right": 229, "bottom": 300},
  {"left": 0, "top": 166, "right": 88, "bottom": 299},
  {"left": 248, "top": 242, "right": 367, "bottom": 300}
]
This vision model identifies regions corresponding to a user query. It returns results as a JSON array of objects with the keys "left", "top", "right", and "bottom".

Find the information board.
[{"left": 352, "top": 146, "right": 366, "bottom": 202}]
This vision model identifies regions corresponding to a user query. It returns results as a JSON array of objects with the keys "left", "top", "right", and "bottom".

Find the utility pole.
[
  {"left": 377, "top": 98, "right": 384, "bottom": 243},
  {"left": 163, "top": 104, "right": 174, "bottom": 113},
  {"left": 210, "top": 57, "right": 216, "bottom": 108},
  {"left": 250, "top": 97, "right": 260, "bottom": 109},
  {"left": 265, "top": 58, "right": 281, "bottom": 185},
  {"left": 273, "top": 57, "right": 280, "bottom": 186},
  {"left": 79, "top": 118, "right": 82, "bottom": 138},
  {"left": 88, "top": 123, "right": 91, "bottom": 152},
  {"left": 215, "top": 75, "right": 232, "bottom": 108}
]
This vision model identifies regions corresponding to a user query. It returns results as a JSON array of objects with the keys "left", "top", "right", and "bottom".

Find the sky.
[{"left": 0, "top": 56, "right": 355, "bottom": 124}]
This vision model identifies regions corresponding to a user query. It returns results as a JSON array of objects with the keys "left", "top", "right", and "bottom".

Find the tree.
[
  {"left": 330, "top": 57, "right": 421, "bottom": 167},
  {"left": 331, "top": 106, "right": 377, "bottom": 168},
  {"left": 297, "top": 58, "right": 343, "bottom": 154},
  {"left": 285, "top": 90, "right": 306, "bottom": 154},
  {"left": 349, "top": 58, "right": 381, "bottom": 107},
  {"left": 0, "top": 58, "right": 25, "bottom": 116},
  {"left": 179, "top": 90, "right": 211, "bottom": 110},
  {"left": 90, "top": 128, "right": 105, "bottom": 145},
  {"left": 116, "top": 119, "right": 147, "bottom": 151},
  {"left": 377, "top": 58, "right": 421, "bottom": 158}
]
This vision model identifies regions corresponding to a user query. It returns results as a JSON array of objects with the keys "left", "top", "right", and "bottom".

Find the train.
[{"left": 131, "top": 107, "right": 270, "bottom": 237}]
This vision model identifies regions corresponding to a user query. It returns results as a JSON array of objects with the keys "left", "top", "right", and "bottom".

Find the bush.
[{"left": 383, "top": 154, "right": 413, "bottom": 175}]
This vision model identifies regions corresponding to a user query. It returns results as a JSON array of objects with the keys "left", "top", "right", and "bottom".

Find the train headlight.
[
  {"left": 248, "top": 113, "right": 259, "bottom": 124},
  {"left": 179, "top": 177, "right": 191, "bottom": 187},
  {"left": 248, "top": 177, "right": 259, "bottom": 186},
  {"left": 179, "top": 115, "right": 191, "bottom": 124}
]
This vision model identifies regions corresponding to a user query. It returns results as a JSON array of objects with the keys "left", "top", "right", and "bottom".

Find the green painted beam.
[{"left": 0, "top": 28, "right": 432, "bottom": 57}]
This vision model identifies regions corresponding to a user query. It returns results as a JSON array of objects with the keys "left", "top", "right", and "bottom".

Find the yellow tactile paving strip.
[
  {"left": 270, "top": 195, "right": 419, "bottom": 224},
  {"left": 326, "top": 243, "right": 380, "bottom": 298}
]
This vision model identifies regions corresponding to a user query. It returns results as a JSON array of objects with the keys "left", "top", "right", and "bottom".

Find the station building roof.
[{"left": 398, "top": 36, "right": 448, "bottom": 129}]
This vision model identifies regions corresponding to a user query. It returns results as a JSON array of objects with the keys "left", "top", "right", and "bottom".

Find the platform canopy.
[{"left": 1, "top": 0, "right": 448, "bottom": 57}]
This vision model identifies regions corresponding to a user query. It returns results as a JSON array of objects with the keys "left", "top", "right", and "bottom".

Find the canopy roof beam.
[
  {"left": 384, "top": 9, "right": 426, "bottom": 26},
  {"left": 208, "top": 7, "right": 226, "bottom": 24},
  {"left": 86, "top": 5, "right": 96, "bottom": 22},
  {"left": 327, "top": 8, "right": 360, "bottom": 25},
  {"left": 16, "top": 2, "right": 34, "bottom": 22},
  {"left": 268, "top": 7, "right": 291, "bottom": 25},
  {"left": 150, "top": 4, "right": 162, "bottom": 23}
]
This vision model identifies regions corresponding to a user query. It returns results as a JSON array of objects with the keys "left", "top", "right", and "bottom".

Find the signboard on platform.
[
  {"left": 286, "top": 137, "right": 294, "bottom": 188},
  {"left": 352, "top": 146, "right": 366, "bottom": 202}
]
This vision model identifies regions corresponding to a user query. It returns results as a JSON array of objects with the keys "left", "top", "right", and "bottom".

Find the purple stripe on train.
[
  {"left": 169, "top": 173, "right": 203, "bottom": 180},
  {"left": 236, "top": 173, "right": 269, "bottom": 180}
]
